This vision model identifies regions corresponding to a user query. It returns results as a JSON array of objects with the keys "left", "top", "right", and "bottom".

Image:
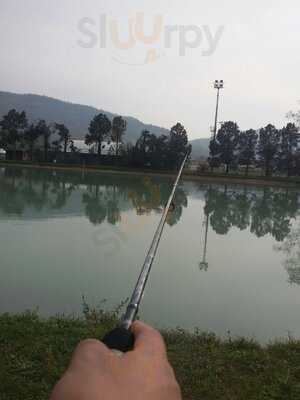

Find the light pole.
[{"left": 213, "top": 80, "right": 224, "bottom": 141}]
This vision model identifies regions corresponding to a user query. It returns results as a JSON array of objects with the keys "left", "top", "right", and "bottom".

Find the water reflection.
[
  {"left": 276, "top": 224, "right": 300, "bottom": 285},
  {"left": 0, "top": 168, "right": 78, "bottom": 215},
  {"left": 1, "top": 167, "right": 300, "bottom": 339},
  {"left": 198, "top": 184, "right": 299, "bottom": 277},
  {"left": 0, "top": 168, "right": 188, "bottom": 227},
  {"left": 199, "top": 212, "right": 209, "bottom": 271},
  {"left": 1, "top": 168, "right": 299, "bottom": 243},
  {"left": 1, "top": 168, "right": 299, "bottom": 237},
  {"left": 203, "top": 186, "right": 298, "bottom": 240}
]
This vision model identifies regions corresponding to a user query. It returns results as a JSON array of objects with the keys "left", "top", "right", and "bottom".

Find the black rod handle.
[{"left": 102, "top": 327, "right": 135, "bottom": 353}]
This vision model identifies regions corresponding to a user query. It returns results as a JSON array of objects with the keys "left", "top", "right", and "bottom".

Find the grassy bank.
[
  {"left": 1, "top": 310, "right": 300, "bottom": 400},
  {"left": 1, "top": 159, "right": 300, "bottom": 188}
]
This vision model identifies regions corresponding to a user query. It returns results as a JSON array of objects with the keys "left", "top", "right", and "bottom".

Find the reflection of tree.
[
  {"left": 251, "top": 189, "right": 298, "bottom": 242},
  {"left": 51, "top": 181, "right": 75, "bottom": 210},
  {"left": 166, "top": 188, "right": 188, "bottom": 226},
  {"left": 128, "top": 177, "right": 162, "bottom": 215},
  {"left": 276, "top": 225, "right": 300, "bottom": 285},
  {"left": 204, "top": 186, "right": 298, "bottom": 242},
  {"left": 0, "top": 168, "right": 186, "bottom": 228},
  {"left": 230, "top": 191, "right": 252, "bottom": 231},
  {"left": 82, "top": 184, "right": 122, "bottom": 226},
  {"left": 201, "top": 185, "right": 300, "bottom": 279},
  {"left": 20, "top": 174, "right": 48, "bottom": 211},
  {"left": 128, "top": 177, "right": 188, "bottom": 226},
  {"left": 205, "top": 186, "right": 235, "bottom": 235},
  {"left": 0, "top": 178, "right": 25, "bottom": 215},
  {"left": 82, "top": 187, "right": 107, "bottom": 225},
  {"left": 0, "top": 168, "right": 77, "bottom": 216},
  {"left": 107, "top": 199, "right": 121, "bottom": 225}
]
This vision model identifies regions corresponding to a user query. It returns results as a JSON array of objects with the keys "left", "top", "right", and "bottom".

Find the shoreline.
[
  {"left": 1, "top": 160, "right": 300, "bottom": 188},
  {"left": 1, "top": 311, "right": 300, "bottom": 399}
]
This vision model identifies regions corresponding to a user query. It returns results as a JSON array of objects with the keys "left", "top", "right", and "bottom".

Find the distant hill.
[
  {"left": 0, "top": 91, "right": 209, "bottom": 159},
  {"left": 189, "top": 138, "right": 210, "bottom": 160},
  {"left": 0, "top": 91, "right": 171, "bottom": 143}
]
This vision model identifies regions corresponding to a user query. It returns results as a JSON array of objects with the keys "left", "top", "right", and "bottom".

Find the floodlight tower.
[{"left": 213, "top": 80, "right": 224, "bottom": 141}]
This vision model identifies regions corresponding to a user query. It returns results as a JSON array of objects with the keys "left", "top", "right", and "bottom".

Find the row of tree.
[
  {"left": 0, "top": 109, "right": 130, "bottom": 161},
  {"left": 209, "top": 121, "right": 300, "bottom": 176},
  {"left": 0, "top": 109, "right": 190, "bottom": 169},
  {"left": 85, "top": 114, "right": 191, "bottom": 169},
  {"left": 0, "top": 109, "right": 73, "bottom": 161},
  {"left": 124, "top": 123, "right": 190, "bottom": 170},
  {"left": 85, "top": 113, "right": 126, "bottom": 157}
]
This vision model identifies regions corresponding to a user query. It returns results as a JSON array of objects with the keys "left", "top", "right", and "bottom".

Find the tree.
[
  {"left": 134, "top": 130, "right": 154, "bottom": 166},
  {"left": 238, "top": 129, "right": 258, "bottom": 175},
  {"left": 133, "top": 130, "right": 172, "bottom": 169},
  {"left": 136, "top": 130, "right": 151, "bottom": 150},
  {"left": 55, "top": 123, "right": 71, "bottom": 156},
  {"left": 35, "top": 120, "right": 52, "bottom": 162},
  {"left": 23, "top": 123, "right": 40, "bottom": 161},
  {"left": 208, "top": 139, "right": 222, "bottom": 170},
  {"left": 69, "top": 140, "right": 78, "bottom": 153},
  {"left": 152, "top": 134, "right": 170, "bottom": 169},
  {"left": 168, "top": 123, "right": 189, "bottom": 169},
  {"left": 209, "top": 121, "right": 240, "bottom": 173},
  {"left": 277, "top": 123, "right": 299, "bottom": 176},
  {"left": 0, "top": 109, "right": 28, "bottom": 158},
  {"left": 287, "top": 104, "right": 300, "bottom": 129},
  {"left": 52, "top": 140, "right": 62, "bottom": 156},
  {"left": 85, "top": 113, "right": 112, "bottom": 162},
  {"left": 111, "top": 116, "right": 127, "bottom": 156},
  {"left": 257, "top": 124, "right": 280, "bottom": 177}
]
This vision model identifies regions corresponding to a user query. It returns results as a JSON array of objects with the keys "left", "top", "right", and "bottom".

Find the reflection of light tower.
[
  {"left": 213, "top": 80, "right": 224, "bottom": 141},
  {"left": 199, "top": 212, "right": 210, "bottom": 271}
]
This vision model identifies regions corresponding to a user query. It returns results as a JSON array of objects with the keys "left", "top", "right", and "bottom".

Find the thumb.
[{"left": 131, "top": 321, "right": 167, "bottom": 357}]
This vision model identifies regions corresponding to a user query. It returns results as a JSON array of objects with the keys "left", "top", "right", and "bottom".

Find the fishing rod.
[{"left": 103, "top": 152, "right": 190, "bottom": 353}]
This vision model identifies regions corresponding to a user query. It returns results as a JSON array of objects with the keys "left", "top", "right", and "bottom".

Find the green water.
[{"left": 0, "top": 166, "right": 300, "bottom": 342}]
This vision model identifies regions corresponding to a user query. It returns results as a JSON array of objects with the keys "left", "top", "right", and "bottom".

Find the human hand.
[{"left": 50, "top": 321, "right": 182, "bottom": 400}]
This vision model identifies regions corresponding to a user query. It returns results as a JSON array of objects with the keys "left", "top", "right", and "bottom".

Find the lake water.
[{"left": 0, "top": 166, "right": 300, "bottom": 343}]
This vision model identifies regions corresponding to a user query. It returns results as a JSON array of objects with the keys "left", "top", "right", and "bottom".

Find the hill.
[
  {"left": 189, "top": 138, "right": 210, "bottom": 159},
  {"left": 0, "top": 91, "right": 209, "bottom": 159}
]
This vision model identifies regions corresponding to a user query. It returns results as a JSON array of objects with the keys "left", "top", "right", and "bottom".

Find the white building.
[
  {"left": 69, "top": 140, "right": 119, "bottom": 155},
  {"left": 0, "top": 149, "right": 6, "bottom": 160}
]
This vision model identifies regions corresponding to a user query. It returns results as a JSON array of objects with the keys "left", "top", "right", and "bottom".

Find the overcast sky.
[{"left": 0, "top": 0, "right": 299, "bottom": 139}]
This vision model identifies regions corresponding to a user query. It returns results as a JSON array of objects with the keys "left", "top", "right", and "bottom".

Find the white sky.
[{"left": 0, "top": 0, "right": 299, "bottom": 139}]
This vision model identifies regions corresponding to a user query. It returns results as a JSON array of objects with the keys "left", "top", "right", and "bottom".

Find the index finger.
[
  {"left": 69, "top": 339, "right": 113, "bottom": 372},
  {"left": 131, "top": 321, "right": 167, "bottom": 357}
]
